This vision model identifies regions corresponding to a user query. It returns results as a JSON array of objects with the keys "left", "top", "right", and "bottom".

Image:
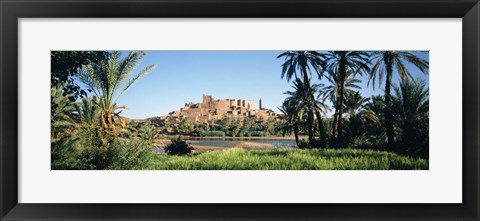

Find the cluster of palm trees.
[
  {"left": 51, "top": 51, "right": 158, "bottom": 169},
  {"left": 277, "top": 51, "right": 429, "bottom": 154}
]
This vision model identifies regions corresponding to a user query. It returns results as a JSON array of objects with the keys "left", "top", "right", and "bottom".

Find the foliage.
[
  {"left": 51, "top": 85, "right": 77, "bottom": 143},
  {"left": 53, "top": 119, "right": 154, "bottom": 170},
  {"left": 277, "top": 51, "right": 328, "bottom": 147},
  {"left": 164, "top": 136, "right": 194, "bottom": 155},
  {"left": 277, "top": 100, "right": 301, "bottom": 145},
  {"left": 297, "top": 140, "right": 311, "bottom": 149},
  {"left": 176, "top": 118, "right": 194, "bottom": 134},
  {"left": 238, "top": 130, "right": 269, "bottom": 137},
  {"left": 52, "top": 90, "right": 154, "bottom": 170},
  {"left": 51, "top": 51, "right": 110, "bottom": 100},
  {"left": 389, "top": 78, "right": 429, "bottom": 158},
  {"left": 151, "top": 148, "right": 428, "bottom": 170},
  {"left": 78, "top": 51, "right": 156, "bottom": 131},
  {"left": 319, "top": 69, "right": 362, "bottom": 106},
  {"left": 138, "top": 121, "right": 158, "bottom": 144},
  {"left": 276, "top": 51, "right": 326, "bottom": 82},
  {"left": 109, "top": 139, "right": 153, "bottom": 170},
  {"left": 323, "top": 51, "right": 371, "bottom": 142},
  {"left": 368, "top": 51, "right": 429, "bottom": 148},
  {"left": 199, "top": 130, "right": 226, "bottom": 137},
  {"left": 193, "top": 123, "right": 210, "bottom": 136}
]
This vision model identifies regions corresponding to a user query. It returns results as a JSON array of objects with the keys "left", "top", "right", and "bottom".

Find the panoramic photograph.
[{"left": 51, "top": 50, "right": 429, "bottom": 170}]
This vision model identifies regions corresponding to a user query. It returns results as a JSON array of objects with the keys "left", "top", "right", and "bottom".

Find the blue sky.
[{"left": 81, "top": 51, "right": 429, "bottom": 119}]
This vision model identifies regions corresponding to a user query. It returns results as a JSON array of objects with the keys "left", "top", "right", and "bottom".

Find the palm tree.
[
  {"left": 313, "top": 98, "right": 330, "bottom": 148},
  {"left": 51, "top": 85, "right": 77, "bottom": 143},
  {"left": 51, "top": 85, "right": 80, "bottom": 167},
  {"left": 277, "top": 51, "right": 326, "bottom": 146},
  {"left": 344, "top": 91, "right": 370, "bottom": 118},
  {"left": 277, "top": 100, "right": 301, "bottom": 146},
  {"left": 323, "top": 51, "right": 371, "bottom": 143},
  {"left": 76, "top": 96, "right": 101, "bottom": 127},
  {"left": 277, "top": 51, "right": 326, "bottom": 83},
  {"left": 389, "top": 78, "right": 429, "bottom": 157},
  {"left": 342, "top": 91, "right": 371, "bottom": 146},
  {"left": 284, "top": 79, "right": 329, "bottom": 147},
  {"left": 318, "top": 68, "right": 362, "bottom": 142},
  {"left": 283, "top": 79, "right": 314, "bottom": 145},
  {"left": 359, "top": 95, "right": 388, "bottom": 146},
  {"left": 368, "top": 51, "right": 429, "bottom": 148},
  {"left": 78, "top": 51, "right": 157, "bottom": 132},
  {"left": 362, "top": 95, "right": 385, "bottom": 127}
]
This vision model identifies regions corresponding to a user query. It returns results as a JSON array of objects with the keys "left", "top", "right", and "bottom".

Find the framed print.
[{"left": 1, "top": 0, "right": 479, "bottom": 220}]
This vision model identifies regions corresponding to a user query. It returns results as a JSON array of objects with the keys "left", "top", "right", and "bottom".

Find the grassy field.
[{"left": 148, "top": 148, "right": 428, "bottom": 170}]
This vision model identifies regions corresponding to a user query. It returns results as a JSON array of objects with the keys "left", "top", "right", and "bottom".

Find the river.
[{"left": 152, "top": 138, "right": 297, "bottom": 153}]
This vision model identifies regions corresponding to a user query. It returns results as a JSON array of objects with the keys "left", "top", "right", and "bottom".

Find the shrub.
[
  {"left": 249, "top": 131, "right": 269, "bottom": 137},
  {"left": 139, "top": 122, "right": 158, "bottom": 144},
  {"left": 204, "top": 130, "right": 225, "bottom": 137},
  {"left": 164, "top": 136, "right": 194, "bottom": 155},
  {"left": 75, "top": 127, "right": 154, "bottom": 170},
  {"left": 297, "top": 140, "right": 310, "bottom": 149},
  {"left": 110, "top": 139, "right": 153, "bottom": 170}
]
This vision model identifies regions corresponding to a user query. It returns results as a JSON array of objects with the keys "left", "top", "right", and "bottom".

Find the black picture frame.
[{"left": 1, "top": 0, "right": 479, "bottom": 220}]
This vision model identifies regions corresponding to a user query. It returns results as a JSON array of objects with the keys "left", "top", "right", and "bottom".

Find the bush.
[
  {"left": 110, "top": 139, "right": 153, "bottom": 170},
  {"left": 164, "top": 136, "right": 194, "bottom": 155},
  {"left": 54, "top": 116, "right": 155, "bottom": 170},
  {"left": 249, "top": 131, "right": 269, "bottom": 137},
  {"left": 297, "top": 140, "right": 310, "bottom": 149},
  {"left": 139, "top": 122, "right": 158, "bottom": 144},
  {"left": 51, "top": 139, "right": 93, "bottom": 170}
]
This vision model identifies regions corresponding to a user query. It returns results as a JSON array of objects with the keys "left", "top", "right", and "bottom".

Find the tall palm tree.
[
  {"left": 284, "top": 79, "right": 329, "bottom": 147},
  {"left": 277, "top": 51, "right": 326, "bottom": 146},
  {"left": 368, "top": 51, "right": 428, "bottom": 148},
  {"left": 319, "top": 68, "right": 362, "bottom": 141},
  {"left": 323, "top": 51, "right": 370, "bottom": 143},
  {"left": 313, "top": 97, "right": 330, "bottom": 148},
  {"left": 283, "top": 79, "right": 315, "bottom": 145},
  {"left": 78, "top": 51, "right": 156, "bottom": 132}
]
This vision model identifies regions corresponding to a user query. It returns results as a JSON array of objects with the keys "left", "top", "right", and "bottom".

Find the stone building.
[{"left": 165, "top": 94, "right": 278, "bottom": 123}]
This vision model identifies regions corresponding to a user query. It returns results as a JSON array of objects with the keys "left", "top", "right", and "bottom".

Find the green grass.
[{"left": 148, "top": 148, "right": 428, "bottom": 170}]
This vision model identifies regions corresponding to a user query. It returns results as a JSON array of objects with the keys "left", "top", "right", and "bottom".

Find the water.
[
  {"left": 188, "top": 139, "right": 297, "bottom": 149},
  {"left": 152, "top": 138, "right": 297, "bottom": 153}
]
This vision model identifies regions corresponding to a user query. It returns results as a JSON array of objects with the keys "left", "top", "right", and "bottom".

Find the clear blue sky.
[{"left": 82, "top": 51, "right": 429, "bottom": 119}]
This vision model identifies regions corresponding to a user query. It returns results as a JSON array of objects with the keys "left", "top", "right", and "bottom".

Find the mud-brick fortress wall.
[
  {"left": 203, "top": 95, "right": 255, "bottom": 111},
  {"left": 166, "top": 95, "right": 277, "bottom": 123}
]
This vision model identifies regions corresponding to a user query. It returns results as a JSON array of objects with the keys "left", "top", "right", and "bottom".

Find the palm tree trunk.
[
  {"left": 315, "top": 110, "right": 327, "bottom": 148},
  {"left": 336, "top": 65, "right": 346, "bottom": 146},
  {"left": 302, "top": 73, "right": 314, "bottom": 147},
  {"left": 293, "top": 123, "right": 300, "bottom": 146},
  {"left": 332, "top": 107, "right": 339, "bottom": 139},
  {"left": 385, "top": 61, "right": 395, "bottom": 149},
  {"left": 307, "top": 109, "right": 314, "bottom": 146}
]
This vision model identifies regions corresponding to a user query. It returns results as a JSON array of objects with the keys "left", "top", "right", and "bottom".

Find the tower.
[{"left": 259, "top": 98, "right": 263, "bottom": 110}]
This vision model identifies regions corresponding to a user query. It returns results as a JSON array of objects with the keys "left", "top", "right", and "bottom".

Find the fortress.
[{"left": 165, "top": 95, "right": 278, "bottom": 123}]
